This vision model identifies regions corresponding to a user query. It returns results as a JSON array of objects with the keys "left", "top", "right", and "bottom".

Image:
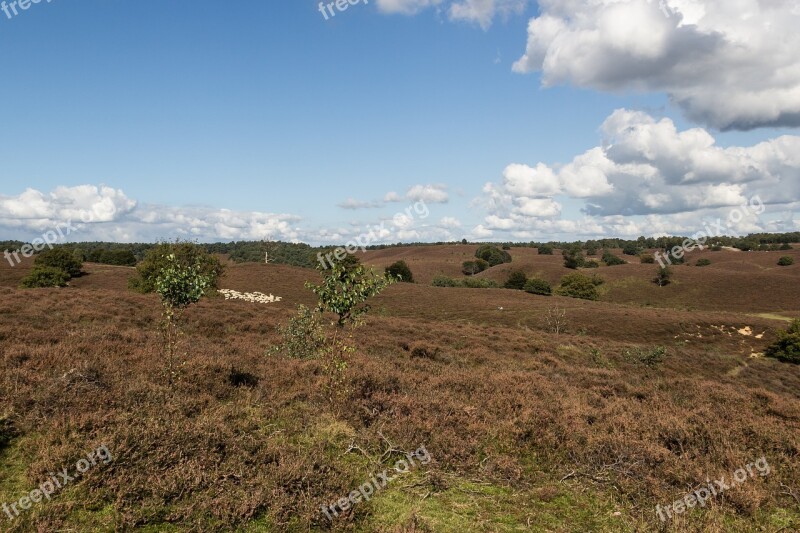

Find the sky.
[{"left": 1, "top": 0, "right": 799, "bottom": 245}]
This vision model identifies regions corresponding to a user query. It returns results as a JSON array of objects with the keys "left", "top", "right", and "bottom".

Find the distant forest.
[{"left": 2, "top": 231, "right": 798, "bottom": 268}]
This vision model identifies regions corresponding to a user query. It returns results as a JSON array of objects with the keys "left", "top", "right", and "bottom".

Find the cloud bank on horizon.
[{"left": 2, "top": 110, "right": 798, "bottom": 244}]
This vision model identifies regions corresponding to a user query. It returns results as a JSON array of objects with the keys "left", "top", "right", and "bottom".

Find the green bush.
[
  {"left": 622, "top": 243, "right": 641, "bottom": 256},
  {"left": 640, "top": 253, "right": 655, "bottom": 264},
  {"left": 432, "top": 275, "right": 460, "bottom": 287},
  {"left": 626, "top": 345, "right": 667, "bottom": 367},
  {"left": 765, "top": 319, "right": 800, "bottom": 364},
  {"left": 654, "top": 266, "right": 672, "bottom": 286},
  {"left": 602, "top": 250, "right": 626, "bottom": 266},
  {"left": 696, "top": 258, "right": 711, "bottom": 267},
  {"left": 778, "top": 256, "right": 794, "bottom": 266},
  {"left": 270, "top": 305, "right": 327, "bottom": 359},
  {"left": 462, "top": 261, "right": 483, "bottom": 276},
  {"left": 584, "top": 260, "right": 600, "bottom": 268},
  {"left": 20, "top": 266, "right": 70, "bottom": 288},
  {"left": 780, "top": 243, "right": 793, "bottom": 250},
  {"left": 524, "top": 278, "right": 552, "bottom": 296},
  {"left": 504, "top": 270, "right": 528, "bottom": 290},
  {"left": 556, "top": 273, "right": 599, "bottom": 300},
  {"left": 129, "top": 241, "right": 224, "bottom": 294},
  {"left": 537, "top": 244, "right": 554, "bottom": 255},
  {"left": 475, "top": 244, "right": 512, "bottom": 267},
  {"left": 34, "top": 247, "right": 82, "bottom": 278},
  {"left": 461, "top": 277, "right": 499, "bottom": 289},
  {"left": 562, "top": 246, "right": 585, "bottom": 269},
  {"left": 385, "top": 260, "right": 414, "bottom": 282}
]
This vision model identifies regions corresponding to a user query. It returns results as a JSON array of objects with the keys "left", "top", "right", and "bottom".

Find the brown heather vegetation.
[{"left": 1, "top": 246, "right": 799, "bottom": 531}]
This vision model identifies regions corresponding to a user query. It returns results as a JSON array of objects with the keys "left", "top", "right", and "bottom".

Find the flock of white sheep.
[{"left": 218, "top": 289, "right": 282, "bottom": 304}]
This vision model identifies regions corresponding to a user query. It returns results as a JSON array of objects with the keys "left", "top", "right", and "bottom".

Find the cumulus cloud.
[
  {"left": 475, "top": 108, "right": 800, "bottom": 238},
  {"left": 337, "top": 198, "right": 382, "bottom": 210},
  {"left": 406, "top": 184, "right": 449, "bottom": 203},
  {"left": 376, "top": 0, "right": 528, "bottom": 28},
  {"left": 513, "top": 0, "right": 800, "bottom": 130}
]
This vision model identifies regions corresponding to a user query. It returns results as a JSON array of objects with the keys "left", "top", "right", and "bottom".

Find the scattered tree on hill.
[
  {"left": 504, "top": 270, "right": 528, "bottom": 290},
  {"left": 475, "top": 244, "right": 512, "bottom": 267},
  {"left": 385, "top": 260, "right": 414, "bottom": 283},
  {"left": 462, "top": 260, "right": 485, "bottom": 276},
  {"left": 585, "top": 241, "right": 599, "bottom": 255},
  {"left": 556, "top": 272, "right": 599, "bottom": 300},
  {"left": 622, "top": 243, "right": 641, "bottom": 256},
  {"left": 20, "top": 266, "right": 71, "bottom": 288},
  {"left": 778, "top": 256, "right": 794, "bottom": 266},
  {"left": 654, "top": 266, "right": 672, "bottom": 287},
  {"left": 584, "top": 260, "right": 600, "bottom": 268},
  {"left": 602, "top": 250, "right": 626, "bottom": 266},
  {"left": 537, "top": 244, "right": 554, "bottom": 255},
  {"left": 640, "top": 253, "right": 655, "bottom": 264},
  {"left": 562, "top": 246, "right": 585, "bottom": 269},
  {"left": 780, "top": 243, "right": 793, "bottom": 250},
  {"left": 155, "top": 254, "right": 212, "bottom": 386},
  {"left": 524, "top": 278, "right": 552, "bottom": 296},
  {"left": 129, "top": 241, "right": 224, "bottom": 294},
  {"left": 34, "top": 247, "right": 83, "bottom": 278},
  {"left": 765, "top": 319, "right": 800, "bottom": 364},
  {"left": 305, "top": 255, "right": 395, "bottom": 328}
]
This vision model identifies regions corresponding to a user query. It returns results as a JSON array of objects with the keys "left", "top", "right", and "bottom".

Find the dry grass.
[{"left": 0, "top": 249, "right": 799, "bottom": 531}]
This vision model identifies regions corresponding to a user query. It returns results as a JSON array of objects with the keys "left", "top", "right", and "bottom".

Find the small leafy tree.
[
  {"left": 130, "top": 241, "right": 224, "bottom": 294},
  {"left": 778, "top": 256, "right": 794, "bottom": 266},
  {"left": 269, "top": 305, "right": 327, "bottom": 359},
  {"left": 765, "top": 319, "right": 800, "bottom": 364},
  {"left": 779, "top": 243, "right": 793, "bottom": 250},
  {"left": 562, "top": 246, "right": 585, "bottom": 269},
  {"left": 654, "top": 266, "right": 672, "bottom": 287},
  {"left": 20, "top": 266, "right": 70, "bottom": 288},
  {"left": 305, "top": 256, "right": 394, "bottom": 328},
  {"left": 504, "top": 270, "right": 528, "bottom": 290},
  {"left": 385, "top": 260, "right": 414, "bottom": 283},
  {"left": 602, "top": 250, "right": 626, "bottom": 266},
  {"left": 34, "top": 247, "right": 82, "bottom": 278},
  {"left": 475, "top": 244, "right": 512, "bottom": 266},
  {"left": 462, "top": 260, "right": 483, "bottom": 276},
  {"left": 155, "top": 254, "right": 211, "bottom": 386},
  {"left": 640, "top": 253, "right": 655, "bottom": 264},
  {"left": 556, "top": 273, "right": 599, "bottom": 300},
  {"left": 524, "top": 278, "right": 552, "bottom": 296},
  {"left": 537, "top": 244, "right": 554, "bottom": 255}
]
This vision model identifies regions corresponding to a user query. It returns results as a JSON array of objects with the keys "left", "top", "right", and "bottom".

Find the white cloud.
[
  {"left": 337, "top": 198, "right": 382, "bottom": 210},
  {"left": 376, "top": 0, "right": 528, "bottom": 28},
  {"left": 476, "top": 109, "right": 800, "bottom": 237},
  {"left": 439, "top": 216, "right": 462, "bottom": 228},
  {"left": 406, "top": 184, "right": 449, "bottom": 203},
  {"left": 513, "top": 0, "right": 800, "bottom": 130},
  {"left": 384, "top": 191, "right": 403, "bottom": 202}
]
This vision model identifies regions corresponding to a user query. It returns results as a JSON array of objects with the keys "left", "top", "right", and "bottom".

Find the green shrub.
[
  {"left": 462, "top": 261, "right": 482, "bottom": 276},
  {"left": 34, "top": 247, "right": 82, "bottom": 278},
  {"left": 640, "top": 253, "right": 655, "bottom": 264},
  {"left": 696, "top": 258, "right": 711, "bottom": 267},
  {"left": 270, "top": 305, "right": 327, "bottom": 359},
  {"left": 129, "top": 241, "right": 224, "bottom": 293},
  {"left": 654, "top": 266, "right": 672, "bottom": 287},
  {"left": 432, "top": 275, "right": 460, "bottom": 287},
  {"left": 562, "top": 246, "right": 585, "bottom": 269},
  {"left": 778, "top": 256, "right": 794, "bottom": 266},
  {"left": 461, "top": 277, "right": 499, "bottom": 289},
  {"left": 626, "top": 345, "right": 667, "bottom": 367},
  {"left": 584, "top": 260, "right": 600, "bottom": 268},
  {"left": 622, "top": 243, "right": 641, "bottom": 256},
  {"left": 385, "top": 260, "right": 414, "bottom": 282},
  {"left": 537, "top": 244, "right": 554, "bottom": 255},
  {"left": 475, "top": 244, "right": 512, "bottom": 267},
  {"left": 20, "top": 266, "right": 70, "bottom": 288},
  {"left": 602, "top": 251, "right": 626, "bottom": 266},
  {"left": 765, "top": 319, "right": 800, "bottom": 364},
  {"left": 779, "top": 243, "right": 793, "bottom": 250},
  {"left": 556, "top": 273, "right": 599, "bottom": 300},
  {"left": 524, "top": 278, "right": 552, "bottom": 296},
  {"left": 504, "top": 270, "right": 528, "bottom": 290}
]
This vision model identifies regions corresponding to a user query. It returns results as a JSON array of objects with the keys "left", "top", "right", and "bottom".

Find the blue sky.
[{"left": 1, "top": 0, "right": 799, "bottom": 244}]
